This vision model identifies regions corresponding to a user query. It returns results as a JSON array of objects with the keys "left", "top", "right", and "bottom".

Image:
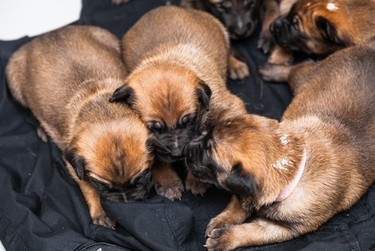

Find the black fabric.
[{"left": 0, "top": 0, "right": 374, "bottom": 250}]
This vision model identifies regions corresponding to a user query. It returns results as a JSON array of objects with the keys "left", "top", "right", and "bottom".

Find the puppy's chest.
[{"left": 257, "top": 187, "right": 310, "bottom": 220}]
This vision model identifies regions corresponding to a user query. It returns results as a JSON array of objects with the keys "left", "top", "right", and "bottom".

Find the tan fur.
[
  {"left": 111, "top": 6, "right": 248, "bottom": 200},
  {"left": 188, "top": 41, "right": 375, "bottom": 249},
  {"left": 6, "top": 25, "right": 154, "bottom": 228}
]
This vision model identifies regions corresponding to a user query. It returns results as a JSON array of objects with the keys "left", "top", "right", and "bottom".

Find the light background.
[{"left": 0, "top": 0, "right": 82, "bottom": 249}]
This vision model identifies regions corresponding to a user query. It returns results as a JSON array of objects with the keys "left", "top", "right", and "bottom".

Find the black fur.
[
  {"left": 64, "top": 148, "right": 86, "bottom": 179},
  {"left": 225, "top": 163, "right": 260, "bottom": 198},
  {"left": 88, "top": 170, "right": 153, "bottom": 202},
  {"left": 109, "top": 85, "right": 135, "bottom": 106},
  {"left": 203, "top": 0, "right": 261, "bottom": 39}
]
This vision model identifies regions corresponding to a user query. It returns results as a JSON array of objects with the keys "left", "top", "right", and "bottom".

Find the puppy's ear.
[
  {"left": 316, "top": 17, "right": 350, "bottom": 45},
  {"left": 64, "top": 148, "right": 86, "bottom": 180},
  {"left": 225, "top": 163, "right": 260, "bottom": 197},
  {"left": 109, "top": 85, "right": 135, "bottom": 106},
  {"left": 196, "top": 81, "right": 212, "bottom": 111}
]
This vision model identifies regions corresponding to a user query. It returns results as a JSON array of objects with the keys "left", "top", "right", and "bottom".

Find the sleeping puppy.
[
  {"left": 6, "top": 25, "right": 154, "bottom": 228},
  {"left": 180, "top": 0, "right": 251, "bottom": 79},
  {"left": 261, "top": 0, "right": 375, "bottom": 79},
  {"left": 110, "top": 6, "right": 248, "bottom": 200},
  {"left": 184, "top": 39, "right": 375, "bottom": 250}
]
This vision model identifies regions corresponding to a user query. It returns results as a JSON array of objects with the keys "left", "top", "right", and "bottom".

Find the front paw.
[
  {"left": 206, "top": 216, "right": 232, "bottom": 237},
  {"left": 228, "top": 55, "right": 250, "bottom": 80},
  {"left": 185, "top": 173, "right": 211, "bottom": 195},
  {"left": 206, "top": 227, "right": 236, "bottom": 251},
  {"left": 92, "top": 214, "right": 116, "bottom": 229},
  {"left": 154, "top": 178, "right": 185, "bottom": 200}
]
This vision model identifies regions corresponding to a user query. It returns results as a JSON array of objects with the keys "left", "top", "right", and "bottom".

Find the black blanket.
[{"left": 0, "top": 1, "right": 374, "bottom": 250}]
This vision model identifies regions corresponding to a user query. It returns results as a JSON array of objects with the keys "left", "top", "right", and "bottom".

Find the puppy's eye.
[
  {"left": 147, "top": 121, "right": 165, "bottom": 131},
  {"left": 180, "top": 114, "right": 195, "bottom": 127}
]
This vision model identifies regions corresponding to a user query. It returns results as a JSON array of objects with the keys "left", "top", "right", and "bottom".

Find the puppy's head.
[
  {"left": 270, "top": 0, "right": 353, "bottom": 55},
  {"left": 184, "top": 114, "right": 305, "bottom": 205},
  {"left": 110, "top": 64, "right": 212, "bottom": 163},
  {"left": 64, "top": 117, "right": 154, "bottom": 202},
  {"left": 203, "top": 0, "right": 261, "bottom": 39}
]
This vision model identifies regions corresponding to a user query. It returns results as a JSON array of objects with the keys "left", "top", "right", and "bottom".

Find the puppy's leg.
[
  {"left": 152, "top": 160, "right": 184, "bottom": 200},
  {"left": 185, "top": 171, "right": 211, "bottom": 195},
  {"left": 258, "top": 63, "right": 293, "bottom": 82},
  {"left": 206, "top": 196, "right": 249, "bottom": 236},
  {"left": 205, "top": 218, "right": 297, "bottom": 250},
  {"left": 268, "top": 45, "right": 293, "bottom": 65},
  {"left": 228, "top": 52, "right": 250, "bottom": 80},
  {"left": 78, "top": 180, "right": 116, "bottom": 228},
  {"left": 66, "top": 164, "right": 115, "bottom": 228},
  {"left": 258, "top": 0, "right": 279, "bottom": 54}
]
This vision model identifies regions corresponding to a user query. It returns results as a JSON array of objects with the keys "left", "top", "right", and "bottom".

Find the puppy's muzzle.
[{"left": 102, "top": 170, "right": 153, "bottom": 202}]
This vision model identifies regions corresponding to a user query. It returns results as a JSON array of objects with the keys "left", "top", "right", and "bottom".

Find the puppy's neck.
[{"left": 275, "top": 148, "right": 307, "bottom": 202}]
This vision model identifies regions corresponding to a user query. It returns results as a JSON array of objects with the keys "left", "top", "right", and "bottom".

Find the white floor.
[{"left": 0, "top": 1, "right": 82, "bottom": 249}]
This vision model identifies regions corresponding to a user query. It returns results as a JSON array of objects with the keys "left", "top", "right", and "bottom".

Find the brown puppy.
[
  {"left": 184, "top": 40, "right": 375, "bottom": 250},
  {"left": 110, "top": 6, "right": 248, "bottom": 200},
  {"left": 6, "top": 25, "right": 154, "bottom": 228},
  {"left": 180, "top": 0, "right": 251, "bottom": 79},
  {"left": 261, "top": 0, "right": 375, "bottom": 80}
]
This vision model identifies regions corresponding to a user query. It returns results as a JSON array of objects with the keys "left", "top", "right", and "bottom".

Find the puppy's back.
[
  {"left": 122, "top": 6, "right": 229, "bottom": 75},
  {"left": 7, "top": 25, "right": 125, "bottom": 108}
]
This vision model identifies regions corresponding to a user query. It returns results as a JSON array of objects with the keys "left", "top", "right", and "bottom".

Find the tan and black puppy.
[
  {"left": 180, "top": 0, "right": 251, "bottom": 79},
  {"left": 110, "top": 6, "right": 248, "bottom": 200},
  {"left": 262, "top": 0, "right": 375, "bottom": 72},
  {"left": 6, "top": 25, "right": 154, "bottom": 228},
  {"left": 184, "top": 40, "right": 375, "bottom": 250}
]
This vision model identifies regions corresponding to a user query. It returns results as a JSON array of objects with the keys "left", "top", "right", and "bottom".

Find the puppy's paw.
[
  {"left": 185, "top": 173, "right": 211, "bottom": 195},
  {"left": 228, "top": 56, "right": 250, "bottom": 80},
  {"left": 257, "top": 34, "right": 274, "bottom": 54},
  {"left": 205, "top": 227, "right": 236, "bottom": 251},
  {"left": 111, "top": 0, "right": 130, "bottom": 5},
  {"left": 206, "top": 216, "right": 233, "bottom": 237},
  {"left": 37, "top": 126, "right": 48, "bottom": 142},
  {"left": 93, "top": 214, "right": 116, "bottom": 229},
  {"left": 258, "top": 63, "right": 291, "bottom": 82},
  {"left": 154, "top": 178, "right": 185, "bottom": 200}
]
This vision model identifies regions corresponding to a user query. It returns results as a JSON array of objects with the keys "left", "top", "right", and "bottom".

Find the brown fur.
[
  {"left": 262, "top": 0, "right": 375, "bottom": 77},
  {"left": 110, "top": 6, "right": 248, "bottom": 200},
  {"left": 6, "top": 25, "right": 154, "bottom": 228},
  {"left": 185, "top": 40, "right": 375, "bottom": 250},
  {"left": 180, "top": 0, "right": 251, "bottom": 79}
]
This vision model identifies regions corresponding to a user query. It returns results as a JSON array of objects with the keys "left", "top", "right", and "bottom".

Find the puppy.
[
  {"left": 262, "top": 0, "right": 375, "bottom": 74},
  {"left": 180, "top": 0, "right": 251, "bottom": 79},
  {"left": 110, "top": 6, "right": 248, "bottom": 200},
  {"left": 184, "top": 40, "right": 375, "bottom": 250},
  {"left": 6, "top": 25, "right": 154, "bottom": 228}
]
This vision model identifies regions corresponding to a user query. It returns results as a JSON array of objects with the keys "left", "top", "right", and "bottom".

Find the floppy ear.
[
  {"left": 316, "top": 17, "right": 350, "bottom": 45},
  {"left": 225, "top": 163, "right": 260, "bottom": 197},
  {"left": 196, "top": 81, "right": 212, "bottom": 111},
  {"left": 64, "top": 147, "right": 86, "bottom": 180},
  {"left": 109, "top": 85, "right": 135, "bottom": 106}
]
